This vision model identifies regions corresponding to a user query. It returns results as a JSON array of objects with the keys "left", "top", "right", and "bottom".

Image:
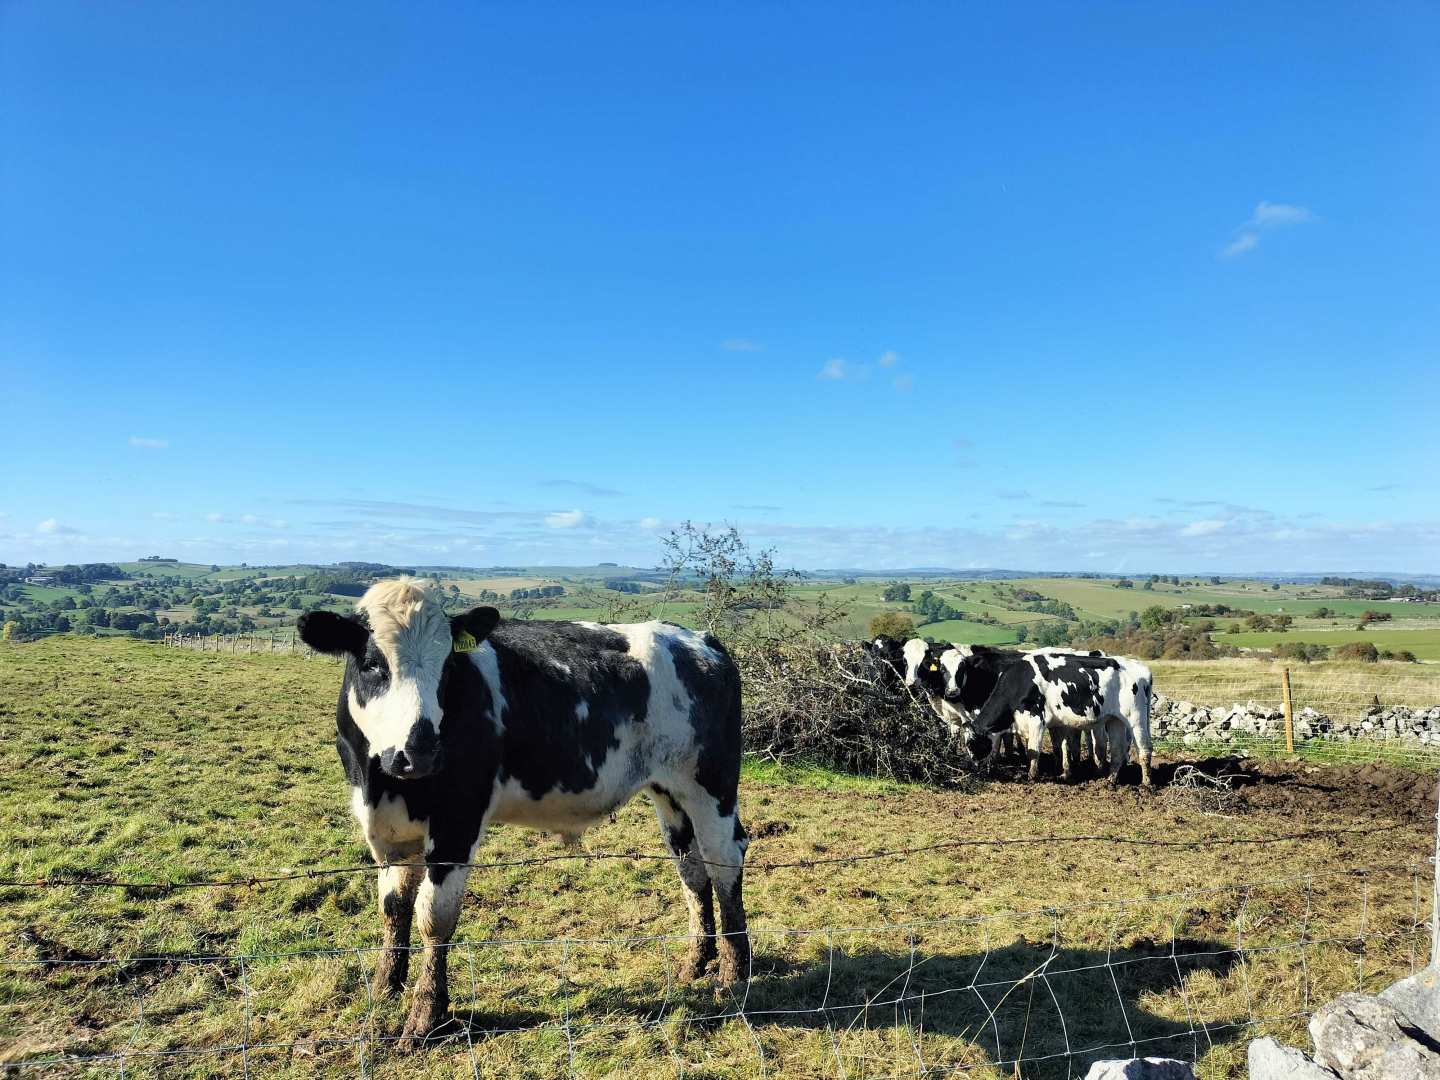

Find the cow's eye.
[{"left": 361, "top": 656, "right": 384, "bottom": 675}]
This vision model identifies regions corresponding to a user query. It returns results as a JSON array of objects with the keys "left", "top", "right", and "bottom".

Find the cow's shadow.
[{"left": 538, "top": 934, "right": 1249, "bottom": 1078}]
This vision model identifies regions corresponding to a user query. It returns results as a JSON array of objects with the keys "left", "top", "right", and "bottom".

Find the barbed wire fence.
[{"left": 7, "top": 827, "right": 1438, "bottom": 1078}]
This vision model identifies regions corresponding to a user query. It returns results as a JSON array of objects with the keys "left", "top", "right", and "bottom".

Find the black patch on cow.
[
  {"left": 949, "top": 646, "right": 1027, "bottom": 713},
  {"left": 673, "top": 635, "right": 743, "bottom": 818},
  {"left": 488, "top": 620, "right": 650, "bottom": 800}
]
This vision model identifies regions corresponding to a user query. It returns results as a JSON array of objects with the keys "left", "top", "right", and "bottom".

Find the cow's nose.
[{"left": 381, "top": 747, "right": 413, "bottom": 775}]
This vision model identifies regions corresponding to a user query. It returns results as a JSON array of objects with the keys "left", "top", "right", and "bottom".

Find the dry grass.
[{"left": 1, "top": 639, "right": 1435, "bottom": 1078}]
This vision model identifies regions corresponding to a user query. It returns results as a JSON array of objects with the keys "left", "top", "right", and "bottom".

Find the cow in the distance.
[
  {"left": 298, "top": 579, "right": 750, "bottom": 1044},
  {"left": 967, "top": 649, "right": 1154, "bottom": 786}
]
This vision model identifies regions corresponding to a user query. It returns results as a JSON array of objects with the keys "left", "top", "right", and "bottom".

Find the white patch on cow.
[
  {"left": 351, "top": 787, "right": 425, "bottom": 860},
  {"left": 901, "top": 638, "right": 930, "bottom": 688},
  {"left": 349, "top": 578, "right": 453, "bottom": 757},
  {"left": 415, "top": 838, "right": 482, "bottom": 942},
  {"left": 468, "top": 641, "right": 508, "bottom": 731}
]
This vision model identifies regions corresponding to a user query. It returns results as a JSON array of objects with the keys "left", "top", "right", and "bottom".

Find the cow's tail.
[{"left": 1134, "top": 672, "right": 1154, "bottom": 755}]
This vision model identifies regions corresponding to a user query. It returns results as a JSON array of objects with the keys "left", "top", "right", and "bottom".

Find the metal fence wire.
[{"left": 6, "top": 852, "right": 1437, "bottom": 1078}]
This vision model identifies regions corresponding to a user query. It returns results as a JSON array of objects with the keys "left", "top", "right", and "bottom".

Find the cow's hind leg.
[
  {"left": 649, "top": 785, "right": 717, "bottom": 981},
  {"left": 374, "top": 860, "right": 423, "bottom": 997},
  {"left": 687, "top": 798, "right": 751, "bottom": 986}
]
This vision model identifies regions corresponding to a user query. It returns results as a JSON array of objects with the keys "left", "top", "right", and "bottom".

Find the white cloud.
[
  {"left": 1221, "top": 233, "right": 1259, "bottom": 259},
  {"left": 37, "top": 518, "right": 78, "bottom": 535},
  {"left": 128, "top": 436, "right": 169, "bottom": 449},
  {"left": 545, "top": 509, "right": 587, "bottom": 529},
  {"left": 1251, "top": 201, "right": 1313, "bottom": 227},
  {"left": 1220, "top": 201, "right": 1313, "bottom": 258},
  {"left": 878, "top": 350, "right": 899, "bottom": 368},
  {"left": 1180, "top": 519, "right": 1228, "bottom": 537},
  {"left": 638, "top": 516, "right": 662, "bottom": 530},
  {"left": 206, "top": 512, "right": 228, "bottom": 523},
  {"left": 819, "top": 358, "right": 849, "bottom": 380},
  {"left": 721, "top": 339, "right": 764, "bottom": 352}
]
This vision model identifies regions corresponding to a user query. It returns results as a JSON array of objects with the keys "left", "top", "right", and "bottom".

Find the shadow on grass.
[{"left": 555, "top": 935, "right": 1248, "bottom": 1078}]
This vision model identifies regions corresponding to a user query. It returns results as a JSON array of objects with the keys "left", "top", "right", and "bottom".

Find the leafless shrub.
[{"left": 657, "top": 522, "right": 975, "bottom": 786}]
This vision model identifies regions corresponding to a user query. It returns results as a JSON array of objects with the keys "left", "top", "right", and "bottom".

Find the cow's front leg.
[
  {"left": 374, "top": 861, "right": 423, "bottom": 997},
  {"left": 400, "top": 834, "right": 479, "bottom": 1046}
]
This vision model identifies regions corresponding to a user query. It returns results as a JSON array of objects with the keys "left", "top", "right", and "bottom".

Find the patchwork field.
[{"left": 2, "top": 638, "right": 1435, "bottom": 1078}]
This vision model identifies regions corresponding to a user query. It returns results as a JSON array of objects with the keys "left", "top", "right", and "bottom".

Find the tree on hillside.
[
  {"left": 882, "top": 582, "right": 911, "bottom": 602},
  {"left": 869, "top": 612, "right": 916, "bottom": 641}
]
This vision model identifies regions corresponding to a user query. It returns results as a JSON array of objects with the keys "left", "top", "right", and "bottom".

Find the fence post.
[
  {"left": 1432, "top": 771, "right": 1439, "bottom": 968},
  {"left": 1282, "top": 667, "right": 1295, "bottom": 754}
]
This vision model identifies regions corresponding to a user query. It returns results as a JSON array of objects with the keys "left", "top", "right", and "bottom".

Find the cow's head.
[
  {"left": 298, "top": 578, "right": 499, "bottom": 779},
  {"left": 900, "top": 638, "right": 945, "bottom": 697}
]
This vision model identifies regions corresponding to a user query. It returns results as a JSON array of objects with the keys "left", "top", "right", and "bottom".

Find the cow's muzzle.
[
  {"left": 379, "top": 718, "right": 442, "bottom": 779},
  {"left": 967, "top": 734, "right": 993, "bottom": 760}
]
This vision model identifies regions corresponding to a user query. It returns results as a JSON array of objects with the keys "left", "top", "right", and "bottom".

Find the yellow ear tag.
[
  {"left": 453, "top": 631, "right": 479, "bottom": 653},
  {"left": 928, "top": 663, "right": 939, "bottom": 671}
]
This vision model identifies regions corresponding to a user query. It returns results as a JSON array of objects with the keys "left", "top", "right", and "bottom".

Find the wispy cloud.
[
  {"left": 1220, "top": 233, "right": 1259, "bottom": 259},
  {"left": 818, "top": 358, "right": 850, "bottom": 380},
  {"left": 721, "top": 338, "right": 764, "bottom": 352},
  {"left": 1250, "top": 201, "right": 1313, "bottom": 228},
  {"left": 638, "top": 516, "right": 662, "bottom": 530},
  {"left": 952, "top": 437, "right": 976, "bottom": 451},
  {"left": 1180, "top": 518, "right": 1227, "bottom": 537},
  {"left": 128, "top": 436, "right": 169, "bottom": 450},
  {"left": 205, "top": 512, "right": 228, "bottom": 523},
  {"left": 545, "top": 509, "right": 587, "bottom": 529},
  {"left": 996, "top": 490, "right": 1032, "bottom": 501},
  {"left": 893, "top": 374, "right": 914, "bottom": 392},
  {"left": 1220, "top": 200, "right": 1314, "bottom": 259},
  {"left": 878, "top": 350, "right": 899, "bottom": 368},
  {"left": 541, "top": 479, "right": 624, "bottom": 498},
  {"left": 37, "top": 518, "right": 79, "bottom": 535}
]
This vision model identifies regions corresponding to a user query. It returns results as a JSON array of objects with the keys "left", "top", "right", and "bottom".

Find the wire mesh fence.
[
  {"left": 6, "top": 854, "right": 1436, "bottom": 1078},
  {"left": 1150, "top": 659, "right": 1440, "bottom": 767}
]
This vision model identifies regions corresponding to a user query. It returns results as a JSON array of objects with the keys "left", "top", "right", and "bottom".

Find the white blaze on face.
[
  {"left": 901, "top": 638, "right": 930, "bottom": 689},
  {"left": 345, "top": 578, "right": 453, "bottom": 757}
]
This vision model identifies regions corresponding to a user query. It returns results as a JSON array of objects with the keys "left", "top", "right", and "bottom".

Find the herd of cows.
[
  {"left": 864, "top": 635, "right": 1155, "bottom": 787},
  {"left": 293, "top": 577, "right": 1155, "bottom": 1043}
]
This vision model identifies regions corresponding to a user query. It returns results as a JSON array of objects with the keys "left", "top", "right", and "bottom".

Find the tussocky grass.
[{"left": 0, "top": 637, "right": 1434, "bottom": 1078}]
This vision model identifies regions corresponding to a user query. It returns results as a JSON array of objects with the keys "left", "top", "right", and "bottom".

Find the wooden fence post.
[{"left": 1281, "top": 666, "right": 1295, "bottom": 754}]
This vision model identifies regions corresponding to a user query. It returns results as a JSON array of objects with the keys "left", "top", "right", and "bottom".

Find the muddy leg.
[
  {"left": 692, "top": 807, "right": 750, "bottom": 986},
  {"left": 400, "top": 854, "right": 474, "bottom": 1045},
  {"left": 374, "top": 861, "right": 423, "bottom": 997},
  {"left": 649, "top": 786, "right": 717, "bottom": 980}
]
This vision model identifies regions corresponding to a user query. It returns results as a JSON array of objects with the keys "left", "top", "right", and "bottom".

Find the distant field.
[
  {"left": 1223, "top": 627, "right": 1440, "bottom": 661},
  {"left": 912, "top": 619, "right": 1020, "bottom": 645}
]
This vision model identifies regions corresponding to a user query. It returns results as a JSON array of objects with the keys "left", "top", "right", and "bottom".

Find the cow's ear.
[
  {"left": 450, "top": 606, "right": 500, "bottom": 652},
  {"left": 297, "top": 611, "right": 368, "bottom": 657}
]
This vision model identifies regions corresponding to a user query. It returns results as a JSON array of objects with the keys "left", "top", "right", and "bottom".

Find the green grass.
[
  {"left": 912, "top": 619, "right": 1021, "bottom": 645},
  {"left": 1, "top": 637, "right": 1434, "bottom": 1077},
  {"left": 1222, "top": 627, "right": 1440, "bottom": 661}
]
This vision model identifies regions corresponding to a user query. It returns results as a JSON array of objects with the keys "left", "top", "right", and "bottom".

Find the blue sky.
[{"left": 2, "top": 3, "right": 1436, "bottom": 573}]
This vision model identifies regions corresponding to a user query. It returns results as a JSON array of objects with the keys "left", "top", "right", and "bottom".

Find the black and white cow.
[
  {"left": 967, "top": 649, "right": 1154, "bottom": 786},
  {"left": 298, "top": 578, "right": 750, "bottom": 1043}
]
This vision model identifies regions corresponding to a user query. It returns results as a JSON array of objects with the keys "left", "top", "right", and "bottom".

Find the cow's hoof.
[
  {"left": 372, "top": 956, "right": 407, "bottom": 998},
  {"left": 398, "top": 1005, "right": 452, "bottom": 1049},
  {"left": 678, "top": 953, "right": 714, "bottom": 982}
]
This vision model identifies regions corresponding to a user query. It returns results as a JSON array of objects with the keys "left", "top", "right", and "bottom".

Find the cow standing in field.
[
  {"left": 298, "top": 579, "right": 750, "bottom": 1044},
  {"left": 966, "top": 650, "right": 1154, "bottom": 787}
]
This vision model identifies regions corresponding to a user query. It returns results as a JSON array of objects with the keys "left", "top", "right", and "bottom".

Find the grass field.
[
  {"left": 1222, "top": 627, "right": 1440, "bottom": 661},
  {"left": 2, "top": 638, "right": 1436, "bottom": 1077}
]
